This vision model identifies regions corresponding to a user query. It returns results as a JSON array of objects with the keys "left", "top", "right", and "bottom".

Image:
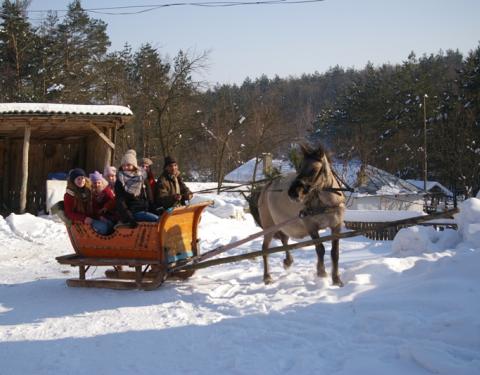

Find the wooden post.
[
  {"left": 262, "top": 153, "right": 272, "bottom": 176},
  {"left": 104, "top": 127, "right": 113, "bottom": 168},
  {"left": 19, "top": 125, "right": 31, "bottom": 213},
  {"left": 2, "top": 138, "right": 10, "bottom": 211},
  {"left": 112, "top": 123, "right": 118, "bottom": 165}
]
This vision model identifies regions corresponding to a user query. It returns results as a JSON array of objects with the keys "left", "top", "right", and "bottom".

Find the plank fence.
[{"left": 344, "top": 220, "right": 458, "bottom": 241}]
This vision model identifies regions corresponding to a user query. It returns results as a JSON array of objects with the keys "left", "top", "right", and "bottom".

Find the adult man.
[{"left": 155, "top": 156, "right": 193, "bottom": 210}]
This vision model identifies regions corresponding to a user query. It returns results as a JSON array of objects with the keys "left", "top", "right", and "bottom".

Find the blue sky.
[{"left": 29, "top": 0, "right": 480, "bottom": 85}]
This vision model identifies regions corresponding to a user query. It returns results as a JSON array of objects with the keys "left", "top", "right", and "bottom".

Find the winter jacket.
[
  {"left": 63, "top": 179, "right": 93, "bottom": 223},
  {"left": 155, "top": 171, "right": 192, "bottom": 209},
  {"left": 92, "top": 185, "right": 117, "bottom": 221},
  {"left": 115, "top": 170, "right": 153, "bottom": 223}
]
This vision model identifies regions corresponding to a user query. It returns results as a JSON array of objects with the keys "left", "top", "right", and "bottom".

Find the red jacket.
[
  {"left": 92, "top": 186, "right": 116, "bottom": 220},
  {"left": 63, "top": 179, "right": 93, "bottom": 223}
]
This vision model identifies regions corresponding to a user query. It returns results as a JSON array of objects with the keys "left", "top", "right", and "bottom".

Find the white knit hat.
[{"left": 121, "top": 149, "right": 138, "bottom": 168}]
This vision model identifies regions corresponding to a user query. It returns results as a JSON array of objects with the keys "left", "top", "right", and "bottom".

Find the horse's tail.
[{"left": 247, "top": 185, "right": 264, "bottom": 228}]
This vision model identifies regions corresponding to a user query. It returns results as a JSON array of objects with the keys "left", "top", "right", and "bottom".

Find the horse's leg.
[
  {"left": 278, "top": 232, "right": 293, "bottom": 269},
  {"left": 310, "top": 231, "right": 328, "bottom": 278},
  {"left": 331, "top": 227, "right": 344, "bottom": 287},
  {"left": 262, "top": 233, "right": 274, "bottom": 284}
]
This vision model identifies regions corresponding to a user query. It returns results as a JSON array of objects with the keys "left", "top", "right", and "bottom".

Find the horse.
[{"left": 254, "top": 144, "right": 346, "bottom": 286}]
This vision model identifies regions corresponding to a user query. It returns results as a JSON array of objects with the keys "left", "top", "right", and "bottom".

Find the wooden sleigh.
[{"left": 56, "top": 201, "right": 211, "bottom": 290}]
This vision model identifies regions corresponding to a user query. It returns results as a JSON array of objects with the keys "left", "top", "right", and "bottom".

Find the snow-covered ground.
[{"left": 1, "top": 191, "right": 479, "bottom": 375}]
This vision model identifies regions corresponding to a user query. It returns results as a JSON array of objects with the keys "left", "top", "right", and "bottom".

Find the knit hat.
[
  {"left": 141, "top": 157, "right": 153, "bottom": 166},
  {"left": 89, "top": 171, "right": 103, "bottom": 183},
  {"left": 69, "top": 168, "right": 86, "bottom": 182},
  {"left": 163, "top": 156, "right": 177, "bottom": 168},
  {"left": 121, "top": 149, "right": 138, "bottom": 168},
  {"left": 103, "top": 165, "right": 117, "bottom": 177}
]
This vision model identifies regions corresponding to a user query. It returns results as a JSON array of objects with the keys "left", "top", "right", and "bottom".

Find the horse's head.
[{"left": 288, "top": 144, "right": 328, "bottom": 202}]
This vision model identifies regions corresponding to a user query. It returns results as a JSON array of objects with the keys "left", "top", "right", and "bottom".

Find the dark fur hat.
[{"left": 163, "top": 156, "right": 177, "bottom": 168}]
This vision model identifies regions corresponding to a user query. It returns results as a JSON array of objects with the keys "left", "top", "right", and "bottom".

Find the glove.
[{"left": 129, "top": 220, "right": 138, "bottom": 229}]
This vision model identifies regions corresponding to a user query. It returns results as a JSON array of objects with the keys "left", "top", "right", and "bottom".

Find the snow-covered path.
[{"left": 1, "top": 201, "right": 479, "bottom": 374}]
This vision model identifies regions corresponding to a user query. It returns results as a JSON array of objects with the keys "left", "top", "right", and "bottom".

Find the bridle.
[{"left": 294, "top": 157, "right": 353, "bottom": 198}]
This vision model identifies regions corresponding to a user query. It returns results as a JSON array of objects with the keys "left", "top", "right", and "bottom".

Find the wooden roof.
[{"left": 0, "top": 103, "right": 133, "bottom": 140}]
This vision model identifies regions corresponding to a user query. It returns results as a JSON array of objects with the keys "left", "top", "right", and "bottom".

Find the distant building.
[
  {"left": 406, "top": 179, "right": 454, "bottom": 212},
  {"left": 405, "top": 180, "right": 453, "bottom": 197}
]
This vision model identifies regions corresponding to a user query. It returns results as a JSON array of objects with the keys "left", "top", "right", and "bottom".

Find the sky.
[{"left": 28, "top": 0, "right": 480, "bottom": 85}]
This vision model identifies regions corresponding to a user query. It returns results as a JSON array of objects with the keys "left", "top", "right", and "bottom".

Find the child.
[
  {"left": 140, "top": 157, "right": 156, "bottom": 192},
  {"left": 103, "top": 165, "right": 117, "bottom": 189},
  {"left": 90, "top": 171, "right": 116, "bottom": 231}
]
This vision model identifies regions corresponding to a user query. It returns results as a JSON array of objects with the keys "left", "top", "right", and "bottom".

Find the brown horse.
[{"left": 256, "top": 144, "right": 346, "bottom": 286}]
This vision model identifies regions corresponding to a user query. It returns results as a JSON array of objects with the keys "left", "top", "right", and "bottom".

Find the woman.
[
  {"left": 115, "top": 149, "right": 158, "bottom": 228},
  {"left": 63, "top": 168, "right": 112, "bottom": 235}
]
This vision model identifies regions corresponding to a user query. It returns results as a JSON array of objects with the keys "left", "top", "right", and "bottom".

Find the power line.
[{"left": 26, "top": 0, "right": 325, "bottom": 16}]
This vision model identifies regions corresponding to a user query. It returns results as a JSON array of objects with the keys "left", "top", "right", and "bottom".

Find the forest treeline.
[{"left": 1, "top": 0, "right": 479, "bottom": 195}]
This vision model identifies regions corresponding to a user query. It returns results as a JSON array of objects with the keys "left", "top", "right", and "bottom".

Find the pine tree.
[
  {"left": 55, "top": 0, "right": 110, "bottom": 102},
  {"left": 0, "top": 0, "right": 36, "bottom": 101}
]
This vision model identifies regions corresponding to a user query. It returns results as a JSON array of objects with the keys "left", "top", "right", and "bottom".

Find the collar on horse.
[{"left": 300, "top": 203, "right": 345, "bottom": 217}]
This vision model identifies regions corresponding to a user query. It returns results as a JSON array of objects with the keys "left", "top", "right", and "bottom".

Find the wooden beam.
[
  {"left": 112, "top": 121, "right": 118, "bottom": 163},
  {"left": 19, "top": 125, "right": 31, "bottom": 213},
  {"left": 1, "top": 138, "right": 9, "bottom": 211},
  {"left": 89, "top": 123, "right": 115, "bottom": 150},
  {"left": 104, "top": 127, "right": 113, "bottom": 167}
]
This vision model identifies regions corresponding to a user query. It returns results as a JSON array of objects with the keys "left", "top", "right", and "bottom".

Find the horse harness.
[{"left": 300, "top": 203, "right": 345, "bottom": 218}]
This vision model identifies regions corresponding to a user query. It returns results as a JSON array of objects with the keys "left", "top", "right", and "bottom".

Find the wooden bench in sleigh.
[{"left": 55, "top": 201, "right": 211, "bottom": 290}]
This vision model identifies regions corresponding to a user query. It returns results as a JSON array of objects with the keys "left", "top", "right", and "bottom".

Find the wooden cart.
[{"left": 56, "top": 201, "right": 211, "bottom": 290}]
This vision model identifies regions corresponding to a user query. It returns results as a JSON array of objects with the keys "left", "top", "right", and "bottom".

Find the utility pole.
[{"left": 423, "top": 94, "right": 428, "bottom": 192}]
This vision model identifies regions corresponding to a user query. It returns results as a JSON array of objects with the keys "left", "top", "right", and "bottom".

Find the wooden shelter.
[{"left": 0, "top": 103, "right": 133, "bottom": 214}]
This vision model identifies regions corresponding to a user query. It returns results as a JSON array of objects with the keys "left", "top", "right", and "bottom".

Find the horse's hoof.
[
  {"left": 317, "top": 269, "right": 328, "bottom": 278},
  {"left": 263, "top": 275, "right": 274, "bottom": 285},
  {"left": 332, "top": 278, "right": 344, "bottom": 287},
  {"left": 283, "top": 258, "right": 293, "bottom": 269}
]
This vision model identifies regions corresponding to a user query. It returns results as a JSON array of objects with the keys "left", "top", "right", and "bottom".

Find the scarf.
[
  {"left": 117, "top": 169, "right": 146, "bottom": 197},
  {"left": 169, "top": 174, "right": 181, "bottom": 195}
]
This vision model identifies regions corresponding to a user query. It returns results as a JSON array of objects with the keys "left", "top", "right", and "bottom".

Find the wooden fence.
[{"left": 344, "top": 221, "right": 458, "bottom": 241}]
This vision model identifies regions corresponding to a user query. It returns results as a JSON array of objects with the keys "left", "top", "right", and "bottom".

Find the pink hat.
[
  {"left": 104, "top": 165, "right": 117, "bottom": 176},
  {"left": 89, "top": 171, "right": 103, "bottom": 182}
]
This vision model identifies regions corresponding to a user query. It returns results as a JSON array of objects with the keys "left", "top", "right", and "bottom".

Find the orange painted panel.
[{"left": 67, "top": 202, "right": 211, "bottom": 261}]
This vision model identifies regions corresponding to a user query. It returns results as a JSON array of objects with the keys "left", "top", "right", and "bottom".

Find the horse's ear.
[
  {"left": 299, "top": 143, "right": 313, "bottom": 156},
  {"left": 313, "top": 146, "right": 325, "bottom": 160},
  {"left": 299, "top": 143, "right": 309, "bottom": 156}
]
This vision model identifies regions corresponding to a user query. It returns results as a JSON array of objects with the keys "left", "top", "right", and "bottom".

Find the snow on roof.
[
  {"left": 224, "top": 157, "right": 296, "bottom": 183},
  {"left": 0, "top": 103, "right": 133, "bottom": 116},
  {"left": 406, "top": 179, "right": 453, "bottom": 197},
  {"left": 334, "top": 161, "right": 421, "bottom": 195},
  {"left": 226, "top": 157, "right": 421, "bottom": 195}
]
